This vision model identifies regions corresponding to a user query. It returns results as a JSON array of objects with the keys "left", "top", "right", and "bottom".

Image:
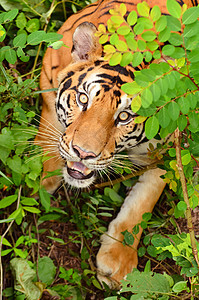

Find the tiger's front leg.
[{"left": 96, "top": 168, "right": 166, "bottom": 289}]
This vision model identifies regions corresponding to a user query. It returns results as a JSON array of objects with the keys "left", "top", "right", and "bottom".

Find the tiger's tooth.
[
  {"left": 67, "top": 161, "right": 74, "bottom": 168},
  {"left": 84, "top": 168, "right": 92, "bottom": 175}
]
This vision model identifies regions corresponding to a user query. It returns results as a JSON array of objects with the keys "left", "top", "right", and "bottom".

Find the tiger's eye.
[
  {"left": 118, "top": 111, "right": 129, "bottom": 121},
  {"left": 79, "top": 93, "right": 88, "bottom": 104}
]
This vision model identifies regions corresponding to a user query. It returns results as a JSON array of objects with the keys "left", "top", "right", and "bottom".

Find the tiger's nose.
[{"left": 72, "top": 145, "right": 97, "bottom": 159}]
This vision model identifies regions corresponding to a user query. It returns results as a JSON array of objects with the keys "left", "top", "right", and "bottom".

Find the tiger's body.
[{"left": 36, "top": 0, "right": 196, "bottom": 288}]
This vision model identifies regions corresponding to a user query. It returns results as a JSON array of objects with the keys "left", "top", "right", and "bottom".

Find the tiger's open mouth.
[{"left": 66, "top": 161, "right": 94, "bottom": 180}]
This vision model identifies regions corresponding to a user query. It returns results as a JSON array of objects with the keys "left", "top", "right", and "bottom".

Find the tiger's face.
[{"left": 55, "top": 22, "right": 148, "bottom": 188}]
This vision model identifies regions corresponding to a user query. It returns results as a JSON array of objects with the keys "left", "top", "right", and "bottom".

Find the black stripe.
[
  {"left": 66, "top": 94, "right": 71, "bottom": 108},
  {"left": 102, "top": 64, "right": 130, "bottom": 77},
  {"left": 60, "top": 71, "right": 75, "bottom": 85},
  {"left": 56, "top": 100, "right": 65, "bottom": 112},
  {"left": 59, "top": 78, "right": 72, "bottom": 98},
  {"left": 78, "top": 73, "right": 87, "bottom": 86},
  {"left": 63, "top": 0, "right": 104, "bottom": 33},
  {"left": 52, "top": 65, "right": 59, "bottom": 70}
]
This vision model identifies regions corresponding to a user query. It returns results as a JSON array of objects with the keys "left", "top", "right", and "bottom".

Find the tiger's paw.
[{"left": 96, "top": 241, "right": 138, "bottom": 289}]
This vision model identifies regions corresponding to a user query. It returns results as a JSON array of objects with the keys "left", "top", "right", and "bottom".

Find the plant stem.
[{"left": 175, "top": 128, "right": 199, "bottom": 267}]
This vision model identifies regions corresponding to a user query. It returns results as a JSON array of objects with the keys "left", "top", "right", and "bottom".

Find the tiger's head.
[{"left": 56, "top": 22, "right": 151, "bottom": 188}]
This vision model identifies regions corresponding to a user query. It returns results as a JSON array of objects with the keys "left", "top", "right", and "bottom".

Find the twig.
[
  {"left": 31, "top": 0, "right": 56, "bottom": 80},
  {"left": 0, "top": 186, "right": 22, "bottom": 300},
  {"left": 175, "top": 128, "right": 199, "bottom": 267},
  {"left": 33, "top": 213, "right": 40, "bottom": 282},
  {"left": 94, "top": 161, "right": 160, "bottom": 188}
]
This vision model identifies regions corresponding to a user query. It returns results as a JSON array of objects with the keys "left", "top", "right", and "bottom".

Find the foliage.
[
  {"left": 0, "top": 0, "right": 199, "bottom": 299},
  {"left": 96, "top": 0, "right": 199, "bottom": 298}
]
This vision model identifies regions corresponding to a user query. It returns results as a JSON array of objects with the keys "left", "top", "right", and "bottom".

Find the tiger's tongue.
[{"left": 67, "top": 161, "right": 91, "bottom": 176}]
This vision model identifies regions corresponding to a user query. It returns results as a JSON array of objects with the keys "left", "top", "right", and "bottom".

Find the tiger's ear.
[{"left": 72, "top": 22, "right": 102, "bottom": 62}]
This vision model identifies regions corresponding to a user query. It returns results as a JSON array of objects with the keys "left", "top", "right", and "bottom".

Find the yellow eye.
[
  {"left": 79, "top": 93, "right": 88, "bottom": 105},
  {"left": 118, "top": 111, "right": 129, "bottom": 122}
]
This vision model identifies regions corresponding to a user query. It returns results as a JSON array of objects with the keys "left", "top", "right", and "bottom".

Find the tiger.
[{"left": 36, "top": 0, "right": 197, "bottom": 289}]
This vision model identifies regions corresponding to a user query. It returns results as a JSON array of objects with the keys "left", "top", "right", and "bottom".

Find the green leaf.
[
  {"left": 7, "top": 155, "right": 22, "bottom": 174},
  {"left": 105, "top": 188, "right": 123, "bottom": 204},
  {"left": 111, "top": 15, "right": 124, "bottom": 25},
  {"left": 138, "top": 247, "right": 146, "bottom": 257},
  {"left": 109, "top": 52, "right": 122, "bottom": 66},
  {"left": 158, "top": 107, "right": 171, "bottom": 128},
  {"left": 168, "top": 101, "right": 180, "bottom": 121},
  {"left": 144, "top": 51, "right": 153, "bottom": 62},
  {"left": 155, "top": 15, "right": 167, "bottom": 32},
  {"left": 177, "top": 200, "right": 187, "bottom": 211},
  {"left": 158, "top": 27, "right": 170, "bottom": 42},
  {"left": 167, "top": 15, "right": 181, "bottom": 31},
  {"left": 125, "top": 33, "right": 137, "bottom": 50},
  {"left": 3, "top": 9, "right": 18, "bottom": 22},
  {"left": 5, "top": 48, "right": 17, "bottom": 64},
  {"left": 178, "top": 96, "right": 190, "bottom": 114},
  {"left": 187, "top": 93, "right": 198, "bottom": 109},
  {"left": 127, "top": 10, "right": 137, "bottom": 26},
  {"left": 23, "top": 207, "right": 41, "bottom": 214},
  {"left": 120, "top": 52, "right": 133, "bottom": 66},
  {"left": 182, "top": 6, "right": 199, "bottom": 25},
  {"left": 142, "top": 212, "right": 152, "bottom": 221},
  {"left": 131, "top": 95, "right": 141, "bottom": 112},
  {"left": 0, "top": 237, "right": 12, "bottom": 247},
  {"left": 110, "top": 33, "right": 119, "bottom": 45},
  {"left": 13, "top": 34, "right": 26, "bottom": 47},
  {"left": 142, "top": 31, "right": 156, "bottom": 42},
  {"left": 150, "top": 6, "right": 161, "bottom": 21},
  {"left": 49, "top": 40, "right": 65, "bottom": 50},
  {"left": 134, "top": 23, "right": 144, "bottom": 35},
  {"left": 137, "top": 40, "right": 146, "bottom": 51},
  {"left": 145, "top": 116, "right": 159, "bottom": 139},
  {"left": 39, "top": 187, "right": 51, "bottom": 213},
  {"left": 122, "top": 82, "right": 142, "bottom": 95},
  {"left": 26, "top": 19, "right": 40, "bottom": 32},
  {"left": 188, "top": 49, "right": 199, "bottom": 62},
  {"left": 38, "top": 256, "right": 56, "bottom": 285},
  {"left": 177, "top": 115, "right": 187, "bottom": 131},
  {"left": 0, "top": 195, "right": 17, "bottom": 209},
  {"left": 162, "top": 44, "right": 175, "bottom": 56},
  {"left": 172, "top": 281, "right": 188, "bottom": 293},
  {"left": 122, "top": 230, "right": 134, "bottom": 245},
  {"left": 146, "top": 41, "right": 159, "bottom": 51},
  {"left": 147, "top": 245, "right": 158, "bottom": 257},
  {"left": 121, "top": 269, "right": 170, "bottom": 296},
  {"left": 135, "top": 74, "right": 149, "bottom": 87},
  {"left": 0, "top": 24, "right": 6, "bottom": 42},
  {"left": 168, "top": 32, "right": 183, "bottom": 46},
  {"left": 181, "top": 152, "right": 191, "bottom": 165},
  {"left": 44, "top": 32, "right": 63, "bottom": 43},
  {"left": 10, "top": 258, "right": 42, "bottom": 300},
  {"left": 150, "top": 83, "right": 161, "bottom": 102},
  {"left": 27, "top": 31, "right": 46, "bottom": 45},
  {"left": 183, "top": 21, "right": 199, "bottom": 38},
  {"left": 117, "top": 25, "right": 130, "bottom": 36},
  {"left": 132, "top": 52, "right": 143, "bottom": 67},
  {"left": 16, "top": 12, "right": 26, "bottom": 29},
  {"left": 167, "top": 0, "right": 181, "bottom": 18},
  {"left": 99, "top": 34, "right": 108, "bottom": 44},
  {"left": 141, "top": 88, "right": 153, "bottom": 108},
  {"left": 21, "top": 197, "right": 39, "bottom": 206},
  {"left": 188, "top": 111, "right": 199, "bottom": 129},
  {"left": 115, "top": 40, "right": 127, "bottom": 51},
  {"left": 137, "top": 2, "right": 150, "bottom": 17},
  {"left": 137, "top": 17, "right": 153, "bottom": 30}
]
